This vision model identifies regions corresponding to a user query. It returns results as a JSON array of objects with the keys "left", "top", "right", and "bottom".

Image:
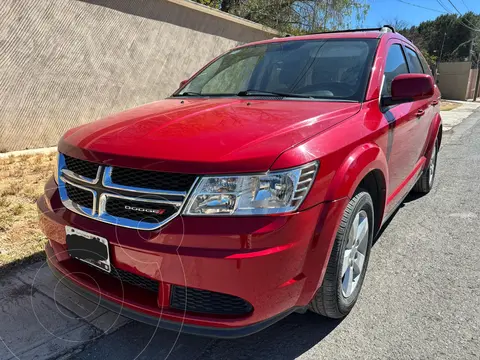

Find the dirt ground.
[
  {"left": 440, "top": 100, "right": 462, "bottom": 111},
  {"left": 0, "top": 153, "right": 55, "bottom": 273}
]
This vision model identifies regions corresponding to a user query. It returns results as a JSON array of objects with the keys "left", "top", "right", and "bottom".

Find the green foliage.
[
  {"left": 192, "top": 0, "right": 369, "bottom": 34},
  {"left": 196, "top": 0, "right": 222, "bottom": 8},
  {"left": 421, "top": 50, "right": 438, "bottom": 68},
  {"left": 397, "top": 12, "right": 480, "bottom": 63},
  {"left": 192, "top": 0, "right": 479, "bottom": 66}
]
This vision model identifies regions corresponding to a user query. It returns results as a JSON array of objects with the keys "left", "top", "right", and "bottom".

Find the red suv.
[{"left": 38, "top": 26, "right": 441, "bottom": 337}]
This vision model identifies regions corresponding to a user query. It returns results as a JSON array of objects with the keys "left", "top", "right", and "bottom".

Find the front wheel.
[{"left": 308, "top": 191, "right": 374, "bottom": 318}]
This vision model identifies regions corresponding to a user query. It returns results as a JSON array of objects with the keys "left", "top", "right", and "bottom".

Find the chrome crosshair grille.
[{"left": 57, "top": 154, "right": 198, "bottom": 230}]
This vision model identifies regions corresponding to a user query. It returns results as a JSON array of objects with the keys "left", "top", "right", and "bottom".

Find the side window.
[
  {"left": 405, "top": 47, "right": 424, "bottom": 74},
  {"left": 418, "top": 52, "right": 433, "bottom": 76},
  {"left": 383, "top": 44, "right": 409, "bottom": 96}
]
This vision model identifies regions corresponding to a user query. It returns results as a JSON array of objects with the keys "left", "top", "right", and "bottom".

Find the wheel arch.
[
  {"left": 357, "top": 169, "right": 386, "bottom": 235},
  {"left": 325, "top": 143, "right": 388, "bottom": 198},
  {"left": 428, "top": 113, "right": 442, "bottom": 153},
  {"left": 298, "top": 144, "right": 389, "bottom": 306},
  {"left": 437, "top": 123, "right": 443, "bottom": 148},
  {"left": 324, "top": 143, "right": 388, "bottom": 235}
]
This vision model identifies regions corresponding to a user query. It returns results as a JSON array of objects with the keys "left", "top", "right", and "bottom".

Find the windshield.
[{"left": 174, "top": 39, "right": 378, "bottom": 101}]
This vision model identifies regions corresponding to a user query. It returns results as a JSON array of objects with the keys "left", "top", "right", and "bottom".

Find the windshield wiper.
[
  {"left": 237, "top": 89, "right": 313, "bottom": 99},
  {"left": 173, "top": 91, "right": 204, "bottom": 97}
]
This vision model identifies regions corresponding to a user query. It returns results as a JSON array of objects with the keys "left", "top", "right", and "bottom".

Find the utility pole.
[
  {"left": 439, "top": 32, "right": 447, "bottom": 63},
  {"left": 435, "top": 32, "right": 447, "bottom": 80},
  {"left": 474, "top": 56, "right": 480, "bottom": 102},
  {"left": 468, "top": 38, "right": 475, "bottom": 62}
]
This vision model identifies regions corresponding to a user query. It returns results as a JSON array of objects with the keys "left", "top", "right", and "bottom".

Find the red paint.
[
  {"left": 391, "top": 73, "right": 435, "bottom": 100},
  {"left": 385, "top": 156, "right": 426, "bottom": 215},
  {"left": 157, "top": 282, "right": 171, "bottom": 308},
  {"left": 39, "top": 29, "right": 441, "bottom": 336},
  {"left": 59, "top": 100, "right": 360, "bottom": 174}
]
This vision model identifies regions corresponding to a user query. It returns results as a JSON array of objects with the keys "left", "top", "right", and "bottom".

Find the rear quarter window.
[
  {"left": 417, "top": 51, "right": 433, "bottom": 76},
  {"left": 405, "top": 47, "right": 425, "bottom": 74}
]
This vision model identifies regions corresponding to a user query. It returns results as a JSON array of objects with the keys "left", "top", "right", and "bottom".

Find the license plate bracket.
[{"left": 66, "top": 226, "right": 111, "bottom": 273}]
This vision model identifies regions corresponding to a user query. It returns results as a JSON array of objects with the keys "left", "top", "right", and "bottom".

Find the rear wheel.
[
  {"left": 413, "top": 138, "right": 438, "bottom": 194},
  {"left": 308, "top": 191, "right": 374, "bottom": 318}
]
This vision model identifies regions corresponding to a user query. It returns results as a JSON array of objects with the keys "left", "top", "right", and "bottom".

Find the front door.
[{"left": 381, "top": 42, "right": 420, "bottom": 205}]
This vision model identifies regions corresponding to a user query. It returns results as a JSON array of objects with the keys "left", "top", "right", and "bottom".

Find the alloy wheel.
[{"left": 342, "top": 210, "right": 369, "bottom": 298}]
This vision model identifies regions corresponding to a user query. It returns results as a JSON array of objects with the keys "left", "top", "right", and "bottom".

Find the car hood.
[{"left": 59, "top": 98, "right": 361, "bottom": 174}]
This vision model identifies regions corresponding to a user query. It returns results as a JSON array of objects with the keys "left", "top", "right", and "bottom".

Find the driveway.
[{"left": 1, "top": 107, "right": 479, "bottom": 360}]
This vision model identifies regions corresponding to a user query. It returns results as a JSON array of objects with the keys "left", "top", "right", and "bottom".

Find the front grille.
[
  {"left": 105, "top": 197, "right": 177, "bottom": 223},
  {"left": 170, "top": 286, "right": 253, "bottom": 316},
  {"left": 110, "top": 265, "right": 159, "bottom": 293},
  {"left": 64, "top": 155, "right": 99, "bottom": 179},
  {"left": 79, "top": 259, "right": 159, "bottom": 293},
  {"left": 65, "top": 183, "right": 93, "bottom": 209},
  {"left": 111, "top": 167, "right": 197, "bottom": 192},
  {"left": 58, "top": 153, "right": 197, "bottom": 230}
]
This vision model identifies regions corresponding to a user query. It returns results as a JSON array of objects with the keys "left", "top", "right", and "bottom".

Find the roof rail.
[
  {"left": 381, "top": 25, "right": 395, "bottom": 33},
  {"left": 305, "top": 25, "right": 395, "bottom": 36}
]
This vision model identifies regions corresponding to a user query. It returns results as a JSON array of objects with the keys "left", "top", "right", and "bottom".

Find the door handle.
[
  {"left": 432, "top": 100, "right": 439, "bottom": 106},
  {"left": 415, "top": 109, "right": 425, "bottom": 117}
]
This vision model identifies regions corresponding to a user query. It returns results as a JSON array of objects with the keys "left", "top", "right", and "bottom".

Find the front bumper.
[{"left": 39, "top": 178, "right": 347, "bottom": 337}]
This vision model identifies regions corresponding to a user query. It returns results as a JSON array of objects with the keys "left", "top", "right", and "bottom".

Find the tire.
[
  {"left": 308, "top": 191, "right": 374, "bottom": 319},
  {"left": 413, "top": 138, "right": 438, "bottom": 194}
]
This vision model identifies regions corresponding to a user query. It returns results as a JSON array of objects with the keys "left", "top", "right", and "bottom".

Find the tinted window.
[
  {"left": 405, "top": 47, "right": 424, "bottom": 74},
  {"left": 383, "top": 44, "right": 408, "bottom": 96},
  {"left": 418, "top": 52, "right": 433, "bottom": 75},
  {"left": 177, "top": 39, "right": 378, "bottom": 101}
]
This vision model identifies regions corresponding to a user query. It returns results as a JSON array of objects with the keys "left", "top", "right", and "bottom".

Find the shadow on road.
[
  {"left": 373, "top": 191, "right": 427, "bottom": 245},
  {"left": 70, "top": 312, "right": 342, "bottom": 360},
  {"left": 197, "top": 313, "right": 342, "bottom": 359},
  {"left": 0, "top": 251, "right": 45, "bottom": 278}
]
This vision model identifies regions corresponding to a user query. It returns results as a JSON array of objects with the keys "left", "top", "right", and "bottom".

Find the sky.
[{"left": 364, "top": 0, "right": 480, "bottom": 28}]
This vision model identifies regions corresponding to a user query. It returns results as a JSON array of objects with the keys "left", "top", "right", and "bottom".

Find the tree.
[
  {"left": 292, "top": 0, "right": 370, "bottom": 33},
  {"left": 396, "top": 12, "right": 480, "bottom": 64},
  {"left": 377, "top": 17, "right": 410, "bottom": 31},
  {"left": 219, "top": 0, "right": 237, "bottom": 12},
  {"left": 193, "top": 0, "right": 370, "bottom": 34}
]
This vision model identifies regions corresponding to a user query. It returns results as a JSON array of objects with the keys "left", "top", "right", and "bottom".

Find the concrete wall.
[
  {"left": 0, "top": 0, "right": 277, "bottom": 151},
  {"left": 437, "top": 61, "right": 472, "bottom": 101}
]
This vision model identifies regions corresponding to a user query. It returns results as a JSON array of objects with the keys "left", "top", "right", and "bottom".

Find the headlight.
[
  {"left": 53, "top": 153, "right": 60, "bottom": 184},
  {"left": 184, "top": 161, "right": 318, "bottom": 215}
]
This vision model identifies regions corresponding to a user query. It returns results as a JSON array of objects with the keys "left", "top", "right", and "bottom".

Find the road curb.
[
  {"left": 441, "top": 101, "right": 480, "bottom": 132},
  {"left": 0, "top": 146, "right": 57, "bottom": 159}
]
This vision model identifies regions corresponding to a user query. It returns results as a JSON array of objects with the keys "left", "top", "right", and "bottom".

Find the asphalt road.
[{"left": 70, "top": 110, "right": 480, "bottom": 360}]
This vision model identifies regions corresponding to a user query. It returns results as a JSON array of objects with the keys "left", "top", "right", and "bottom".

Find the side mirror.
[
  {"left": 179, "top": 79, "right": 188, "bottom": 88},
  {"left": 382, "top": 74, "right": 434, "bottom": 107}
]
